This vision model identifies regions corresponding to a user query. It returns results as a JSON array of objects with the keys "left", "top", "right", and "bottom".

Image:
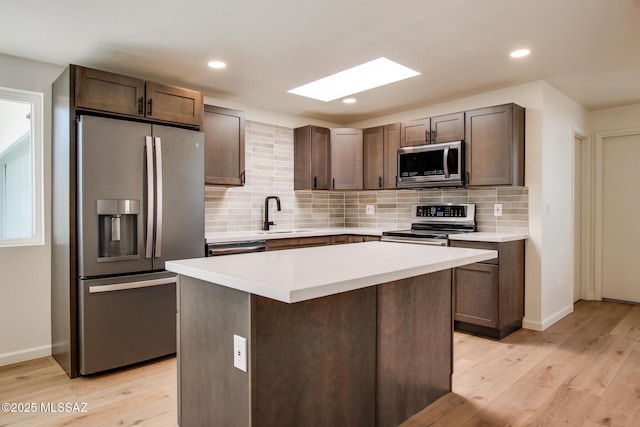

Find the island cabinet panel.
[
  {"left": 377, "top": 269, "right": 453, "bottom": 427},
  {"left": 178, "top": 277, "right": 252, "bottom": 427},
  {"left": 177, "top": 270, "right": 455, "bottom": 426},
  {"left": 252, "top": 288, "right": 377, "bottom": 427}
]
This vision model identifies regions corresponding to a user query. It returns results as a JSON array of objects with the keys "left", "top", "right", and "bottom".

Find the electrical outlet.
[
  {"left": 233, "top": 334, "right": 247, "bottom": 372},
  {"left": 494, "top": 203, "right": 503, "bottom": 217},
  {"left": 366, "top": 205, "right": 375, "bottom": 215}
]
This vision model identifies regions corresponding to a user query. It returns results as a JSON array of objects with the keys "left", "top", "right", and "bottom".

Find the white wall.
[
  {"left": 0, "top": 54, "right": 64, "bottom": 366},
  {"left": 588, "top": 103, "right": 640, "bottom": 133},
  {"left": 537, "top": 82, "right": 587, "bottom": 329}
]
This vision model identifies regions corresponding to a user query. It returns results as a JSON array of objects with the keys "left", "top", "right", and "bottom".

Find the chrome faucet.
[{"left": 263, "top": 196, "right": 281, "bottom": 231}]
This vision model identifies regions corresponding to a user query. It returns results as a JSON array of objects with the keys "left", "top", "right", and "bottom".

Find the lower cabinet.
[
  {"left": 451, "top": 239, "right": 525, "bottom": 339},
  {"left": 265, "top": 236, "right": 331, "bottom": 251}
]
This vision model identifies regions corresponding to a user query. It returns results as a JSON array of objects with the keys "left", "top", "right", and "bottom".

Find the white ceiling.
[{"left": 2, "top": 0, "right": 639, "bottom": 125}]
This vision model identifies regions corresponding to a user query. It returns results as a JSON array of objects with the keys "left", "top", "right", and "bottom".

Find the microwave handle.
[{"left": 443, "top": 146, "right": 450, "bottom": 178}]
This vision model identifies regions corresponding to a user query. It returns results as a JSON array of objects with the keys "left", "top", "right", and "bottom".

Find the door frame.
[
  {"left": 572, "top": 127, "right": 590, "bottom": 302},
  {"left": 594, "top": 127, "right": 640, "bottom": 301}
]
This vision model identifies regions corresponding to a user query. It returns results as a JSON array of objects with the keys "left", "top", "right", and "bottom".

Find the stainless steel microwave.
[{"left": 396, "top": 141, "right": 465, "bottom": 188}]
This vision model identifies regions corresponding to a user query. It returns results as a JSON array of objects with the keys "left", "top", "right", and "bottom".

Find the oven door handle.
[{"left": 381, "top": 237, "right": 448, "bottom": 246}]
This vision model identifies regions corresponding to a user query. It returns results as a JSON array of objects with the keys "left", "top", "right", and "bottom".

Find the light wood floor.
[{"left": 1, "top": 300, "right": 639, "bottom": 426}]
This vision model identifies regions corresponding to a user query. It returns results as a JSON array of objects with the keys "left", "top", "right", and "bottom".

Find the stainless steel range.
[{"left": 381, "top": 203, "right": 476, "bottom": 246}]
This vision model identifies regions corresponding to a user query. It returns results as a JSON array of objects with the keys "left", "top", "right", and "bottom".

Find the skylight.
[{"left": 287, "top": 57, "right": 421, "bottom": 102}]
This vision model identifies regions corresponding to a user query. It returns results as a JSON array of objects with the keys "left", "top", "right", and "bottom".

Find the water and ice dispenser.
[{"left": 97, "top": 199, "right": 140, "bottom": 261}]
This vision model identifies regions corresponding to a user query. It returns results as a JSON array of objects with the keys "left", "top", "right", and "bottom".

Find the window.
[{"left": 0, "top": 87, "right": 43, "bottom": 246}]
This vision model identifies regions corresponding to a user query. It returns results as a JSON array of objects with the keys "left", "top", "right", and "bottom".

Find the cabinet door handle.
[
  {"left": 379, "top": 176, "right": 383, "bottom": 188},
  {"left": 432, "top": 129, "right": 436, "bottom": 142},
  {"left": 313, "top": 176, "right": 317, "bottom": 189},
  {"left": 332, "top": 177, "right": 335, "bottom": 189},
  {"left": 240, "top": 171, "right": 246, "bottom": 185},
  {"left": 138, "top": 97, "right": 144, "bottom": 115},
  {"left": 147, "top": 98, "right": 153, "bottom": 116},
  {"left": 425, "top": 129, "right": 430, "bottom": 143}
]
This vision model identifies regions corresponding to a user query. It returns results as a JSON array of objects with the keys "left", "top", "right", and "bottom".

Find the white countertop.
[
  {"left": 448, "top": 232, "right": 528, "bottom": 243},
  {"left": 206, "top": 228, "right": 527, "bottom": 244},
  {"left": 166, "top": 241, "right": 497, "bottom": 303},
  {"left": 205, "top": 227, "right": 386, "bottom": 243}
]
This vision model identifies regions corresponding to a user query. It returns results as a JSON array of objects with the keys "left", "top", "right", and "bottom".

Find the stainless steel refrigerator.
[{"left": 75, "top": 115, "right": 204, "bottom": 375}]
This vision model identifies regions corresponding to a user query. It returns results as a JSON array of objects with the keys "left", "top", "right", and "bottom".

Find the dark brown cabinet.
[
  {"left": 400, "top": 112, "right": 464, "bottom": 147},
  {"left": 75, "top": 65, "right": 203, "bottom": 127},
  {"left": 363, "top": 123, "right": 400, "bottom": 189},
  {"left": 450, "top": 239, "right": 525, "bottom": 339},
  {"left": 465, "top": 103, "right": 525, "bottom": 186},
  {"left": 203, "top": 105, "right": 245, "bottom": 186},
  {"left": 294, "top": 126, "right": 331, "bottom": 190},
  {"left": 330, "top": 128, "right": 363, "bottom": 190}
]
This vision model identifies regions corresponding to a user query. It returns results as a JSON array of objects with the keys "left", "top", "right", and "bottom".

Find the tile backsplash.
[{"left": 205, "top": 121, "right": 528, "bottom": 234}]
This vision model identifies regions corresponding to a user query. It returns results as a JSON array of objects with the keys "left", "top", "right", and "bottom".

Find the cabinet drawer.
[
  {"left": 265, "top": 236, "right": 331, "bottom": 251},
  {"left": 449, "top": 240, "right": 498, "bottom": 264}
]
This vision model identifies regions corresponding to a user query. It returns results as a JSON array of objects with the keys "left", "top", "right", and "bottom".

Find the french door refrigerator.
[{"left": 76, "top": 115, "right": 204, "bottom": 375}]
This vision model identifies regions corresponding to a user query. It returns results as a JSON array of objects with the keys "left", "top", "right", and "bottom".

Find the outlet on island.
[
  {"left": 366, "top": 205, "right": 375, "bottom": 215},
  {"left": 233, "top": 334, "right": 247, "bottom": 372}
]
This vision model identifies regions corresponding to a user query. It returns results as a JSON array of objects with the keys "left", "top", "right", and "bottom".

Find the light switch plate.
[
  {"left": 494, "top": 204, "right": 503, "bottom": 217},
  {"left": 366, "top": 205, "right": 375, "bottom": 215},
  {"left": 233, "top": 334, "right": 247, "bottom": 372}
]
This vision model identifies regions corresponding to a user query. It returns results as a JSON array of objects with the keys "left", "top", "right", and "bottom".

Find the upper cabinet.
[
  {"left": 363, "top": 124, "right": 400, "bottom": 190},
  {"left": 75, "top": 66, "right": 203, "bottom": 128},
  {"left": 203, "top": 105, "right": 245, "bottom": 186},
  {"left": 330, "top": 128, "right": 363, "bottom": 190},
  {"left": 294, "top": 125, "right": 331, "bottom": 190},
  {"left": 400, "top": 112, "right": 464, "bottom": 147},
  {"left": 465, "top": 103, "right": 525, "bottom": 186}
]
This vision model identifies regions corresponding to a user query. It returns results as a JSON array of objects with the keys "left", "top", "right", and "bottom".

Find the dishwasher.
[{"left": 206, "top": 240, "right": 267, "bottom": 256}]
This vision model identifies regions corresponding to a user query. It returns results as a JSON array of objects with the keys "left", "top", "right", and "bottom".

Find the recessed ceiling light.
[
  {"left": 510, "top": 49, "right": 531, "bottom": 58},
  {"left": 288, "top": 57, "right": 420, "bottom": 102},
  {"left": 208, "top": 61, "right": 227, "bottom": 69},
  {"left": 343, "top": 98, "right": 356, "bottom": 104}
]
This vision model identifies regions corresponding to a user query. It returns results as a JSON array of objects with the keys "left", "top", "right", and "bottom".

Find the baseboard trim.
[
  {"left": 0, "top": 345, "right": 52, "bottom": 367},
  {"left": 522, "top": 304, "right": 574, "bottom": 332}
]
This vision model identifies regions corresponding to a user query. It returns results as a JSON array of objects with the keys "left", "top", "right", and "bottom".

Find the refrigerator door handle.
[
  {"left": 145, "top": 136, "right": 155, "bottom": 258},
  {"left": 154, "top": 137, "right": 163, "bottom": 258},
  {"left": 88, "top": 277, "right": 176, "bottom": 294}
]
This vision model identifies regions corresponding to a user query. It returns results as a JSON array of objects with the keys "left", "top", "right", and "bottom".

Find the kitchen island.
[{"left": 167, "top": 241, "right": 496, "bottom": 427}]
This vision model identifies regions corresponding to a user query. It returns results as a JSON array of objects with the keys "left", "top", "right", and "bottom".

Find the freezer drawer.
[{"left": 78, "top": 272, "right": 177, "bottom": 375}]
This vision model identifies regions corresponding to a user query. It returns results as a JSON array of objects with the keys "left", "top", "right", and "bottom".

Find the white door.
[{"left": 600, "top": 132, "right": 640, "bottom": 303}]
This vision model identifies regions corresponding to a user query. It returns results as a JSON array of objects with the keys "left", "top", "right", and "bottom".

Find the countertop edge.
[
  {"left": 167, "top": 243, "right": 497, "bottom": 304},
  {"left": 448, "top": 232, "right": 528, "bottom": 243}
]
